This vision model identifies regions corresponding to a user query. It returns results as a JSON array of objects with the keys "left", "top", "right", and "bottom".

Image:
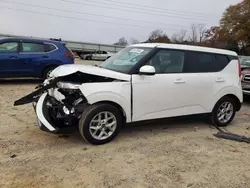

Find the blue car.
[{"left": 0, "top": 37, "right": 74, "bottom": 78}]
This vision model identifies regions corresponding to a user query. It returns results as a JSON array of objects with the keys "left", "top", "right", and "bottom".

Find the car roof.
[
  {"left": 130, "top": 43, "right": 238, "bottom": 56},
  {"left": 0, "top": 37, "right": 63, "bottom": 44}
]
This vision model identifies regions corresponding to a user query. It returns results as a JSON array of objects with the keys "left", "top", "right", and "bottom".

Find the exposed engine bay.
[{"left": 14, "top": 71, "right": 122, "bottom": 132}]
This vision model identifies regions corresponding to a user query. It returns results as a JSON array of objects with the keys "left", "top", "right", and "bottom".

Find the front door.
[
  {"left": 0, "top": 41, "right": 20, "bottom": 77},
  {"left": 132, "top": 49, "right": 211, "bottom": 122}
]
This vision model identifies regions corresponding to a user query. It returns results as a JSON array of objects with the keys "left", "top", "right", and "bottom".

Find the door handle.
[
  {"left": 216, "top": 77, "right": 225, "bottom": 83},
  {"left": 42, "top": 55, "right": 49, "bottom": 58},
  {"left": 174, "top": 78, "right": 186, "bottom": 84},
  {"left": 9, "top": 56, "right": 17, "bottom": 59}
]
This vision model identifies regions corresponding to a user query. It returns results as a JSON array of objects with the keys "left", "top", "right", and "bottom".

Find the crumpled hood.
[{"left": 50, "top": 64, "right": 131, "bottom": 81}]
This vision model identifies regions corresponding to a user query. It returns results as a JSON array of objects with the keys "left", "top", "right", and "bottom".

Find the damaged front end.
[
  {"left": 14, "top": 63, "right": 131, "bottom": 134},
  {"left": 14, "top": 72, "right": 111, "bottom": 133}
]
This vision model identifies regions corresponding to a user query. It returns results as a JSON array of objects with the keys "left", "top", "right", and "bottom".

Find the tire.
[
  {"left": 86, "top": 56, "right": 92, "bottom": 60},
  {"left": 211, "top": 96, "right": 236, "bottom": 127},
  {"left": 42, "top": 66, "right": 56, "bottom": 79},
  {"left": 79, "top": 103, "right": 123, "bottom": 145}
]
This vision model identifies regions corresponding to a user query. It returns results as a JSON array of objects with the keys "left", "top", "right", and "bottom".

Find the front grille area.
[{"left": 243, "top": 74, "right": 250, "bottom": 82}]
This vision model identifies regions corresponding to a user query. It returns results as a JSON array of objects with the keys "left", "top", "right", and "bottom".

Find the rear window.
[
  {"left": 215, "top": 54, "right": 230, "bottom": 70},
  {"left": 22, "top": 43, "right": 45, "bottom": 52},
  {"left": 185, "top": 51, "right": 231, "bottom": 73},
  {"left": 45, "top": 43, "right": 57, "bottom": 52},
  {"left": 185, "top": 51, "right": 218, "bottom": 73}
]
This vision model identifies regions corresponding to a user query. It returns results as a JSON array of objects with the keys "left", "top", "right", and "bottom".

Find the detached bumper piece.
[
  {"left": 14, "top": 79, "right": 59, "bottom": 106},
  {"left": 214, "top": 131, "right": 250, "bottom": 143}
]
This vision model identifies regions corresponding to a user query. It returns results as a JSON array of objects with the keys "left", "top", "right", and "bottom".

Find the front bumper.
[
  {"left": 242, "top": 82, "right": 250, "bottom": 95},
  {"left": 33, "top": 93, "right": 58, "bottom": 132}
]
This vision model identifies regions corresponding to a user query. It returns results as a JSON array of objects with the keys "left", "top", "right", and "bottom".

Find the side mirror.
[{"left": 139, "top": 65, "right": 155, "bottom": 75}]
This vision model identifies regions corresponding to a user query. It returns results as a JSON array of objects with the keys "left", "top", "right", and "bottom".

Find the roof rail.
[{"left": 49, "top": 38, "right": 62, "bottom": 41}]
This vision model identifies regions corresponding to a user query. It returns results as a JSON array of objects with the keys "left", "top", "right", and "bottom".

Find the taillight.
[
  {"left": 64, "top": 52, "right": 74, "bottom": 57},
  {"left": 238, "top": 58, "right": 241, "bottom": 77}
]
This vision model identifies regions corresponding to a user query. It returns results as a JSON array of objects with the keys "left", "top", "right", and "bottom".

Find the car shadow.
[
  {"left": 243, "top": 95, "right": 250, "bottom": 104},
  {"left": 0, "top": 78, "right": 42, "bottom": 85},
  {"left": 122, "top": 114, "right": 212, "bottom": 134},
  {"left": 63, "top": 114, "right": 214, "bottom": 145}
]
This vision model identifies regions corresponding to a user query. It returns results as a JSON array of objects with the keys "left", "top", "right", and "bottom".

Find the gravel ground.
[{"left": 1, "top": 60, "right": 250, "bottom": 188}]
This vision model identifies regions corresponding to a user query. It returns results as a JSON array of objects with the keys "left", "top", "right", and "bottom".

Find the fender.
[
  {"left": 79, "top": 82, "right": 132, "bottom": 122},
  {"left": 210, "top": 86, "right": 243, "bottom": 111}
]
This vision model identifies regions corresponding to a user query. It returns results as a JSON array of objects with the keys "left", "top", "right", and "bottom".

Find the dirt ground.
[{"left": 1, "top": 60, "right": 250, "bottom": 188}]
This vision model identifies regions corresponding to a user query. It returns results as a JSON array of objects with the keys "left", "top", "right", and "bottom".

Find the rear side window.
[
  {"left": 0, "top": 42, "right": 18, "bottom": 53},
  {"left": 185, "top": 51, "right": 218, "bottom": 73},
  {"left": 215, "top": 54, "right": 230, "bottom": 70},
  {"left": 45, "top": 43, "right": 57, "bottom": 52},
  {"left": 22, "top": 43, "right": 45, "bottom": 52}
]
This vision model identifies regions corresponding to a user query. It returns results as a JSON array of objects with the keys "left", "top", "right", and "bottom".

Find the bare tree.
[
  {"left": 171, "top": 29, "right": 187, "bottom": 43},
  {"left": 148, "top": 29, "right": 164, "bottom": 41},
  {"left": 113, "top": 37, "right": 128, "bottom": 46},
  {"left": 189, "top": 24, "right": 198, "bottom": 43},
  {"left": 197, "top": 24, "right": 207, "bottom": 42},
  {"left": 130, "top": 38, "right": 139, "bottom": 44}
]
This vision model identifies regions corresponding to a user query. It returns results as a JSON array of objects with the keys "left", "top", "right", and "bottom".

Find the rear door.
[
  {"left": 0, "top": 41, "right": 20, "bottom": 77},
  {"left": 183, "top": 51, "right": 222, "bottom": 112},
  {"left": 18, "top": 42, "right": 49, "bottom": 76}
]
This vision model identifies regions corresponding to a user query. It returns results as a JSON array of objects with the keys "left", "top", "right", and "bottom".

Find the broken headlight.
[{"left": 57, "top": 82, "right": 81, "bottom": 89}]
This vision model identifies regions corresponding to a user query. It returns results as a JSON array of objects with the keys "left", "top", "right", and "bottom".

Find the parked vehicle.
[
  {"left": 0, "top": 37, "right": 74, "bottom": 78},
  {"left": 88, "top": 50, "right": 114, "bottom": 61},
  {"left": 239, "top": 56, "right": 250, "bottom": 70},
  {"left": 241, "top": 69, "right": 250, "bottom": 95},
  {"left": 14, "top": 43, "right": 243, "bottom": 145}
]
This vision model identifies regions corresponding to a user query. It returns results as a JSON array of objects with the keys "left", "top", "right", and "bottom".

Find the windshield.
[{"left": 100, "top": 47, "right": 153, "bottom": 73}]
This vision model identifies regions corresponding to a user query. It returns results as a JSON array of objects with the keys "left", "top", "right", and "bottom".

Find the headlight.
[{"left": 57, "top": 82, "right": 81, "bottom": 89}]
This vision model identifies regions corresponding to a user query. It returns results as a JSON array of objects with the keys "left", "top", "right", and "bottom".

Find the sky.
[{"left": 0, "top": 0, "right": 242, "bottom": 44}]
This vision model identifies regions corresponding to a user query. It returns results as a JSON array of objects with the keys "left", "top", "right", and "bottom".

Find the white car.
[
  {"left": 89, "top": 50, "right": 114, "bottom": 61},
  {"left": 15, "top": 43, "right": 243, "bottom": 145}
]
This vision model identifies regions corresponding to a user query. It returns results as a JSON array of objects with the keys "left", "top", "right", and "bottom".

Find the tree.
[
  {"left": 171, "top": 29, "right": 187, "bottom": 43},
  {"left": 130, "top": 38, "right": 139, "bottom": 44},
  {"left": 205, "top": 26, "right": 227, "bottom": 48},
  {"left": 197, "top": 24, "right": 207, "bottom": 43},
  {"left": 189, "top": 24, "right": 198, "bottom": 43},
  {"left": 114, "top": 37, "right": 128, "bottom": 46},
  {"left": 220, "top": 0, "right": 250, "bottom": 54},
  {"left": 146, "top": 29, "right": 171, "bottom": 43}
]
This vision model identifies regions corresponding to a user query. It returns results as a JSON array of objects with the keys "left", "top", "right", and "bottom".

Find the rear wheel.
[
  {"left": 86, "top": 56, "right": 92, "bottom": 60},
  {"left": 211, "top": 96, "right": 236, "bottom": 127},
  {"left": 79, "top": 103, "right": 123, "bottom": 145},
  {"left": 42, "top": 66, "right": 56, "bottom": 79}
]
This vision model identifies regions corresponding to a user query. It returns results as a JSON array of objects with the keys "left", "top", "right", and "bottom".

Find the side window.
[
  {"left": 185, "top": 51, "right": 218, "bottom": 73},
  {"left": 215, "top": 54, "right": 229, "bottom": 70},
  {"left": 22, "top": 43, "right": 45, "bottom": 53},
  {"left": 0, "top": 42, "right": 18, "bottom": 53},
  {"left": 44, "top": 44, "right": 57, "bottom": 52},
  {"left": 146, "top": 50, "right": 185, "bottom": 73},
  {"left": 103, "top": 51, "right": 108, "bottom": 54}
]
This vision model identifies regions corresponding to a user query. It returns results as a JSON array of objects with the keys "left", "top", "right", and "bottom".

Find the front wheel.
[
  {"left": 42, "top": 66, "right": 56, "bottom": 79},
  {"left": 211, "top": 97, "right": 236, "bottom": 127},
  {"left": 79, "top": 103, "right": 123, "bottom": 145}
]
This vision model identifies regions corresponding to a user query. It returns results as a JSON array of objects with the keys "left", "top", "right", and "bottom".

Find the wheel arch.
[
  {"left": 92, "top": 101, "right": 127, "bottom": 123},
  {"left": 41, "top": 64, "right": 59, "bottom": 78},
  {"left": 213, "top": 94, "right": 242, "bottom": 112},
  {"left": 83, "top": 93, "right": 131, "bottom": 123}
]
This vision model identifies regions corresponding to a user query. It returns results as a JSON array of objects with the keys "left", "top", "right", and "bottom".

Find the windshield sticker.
[{"left": 129, "top": 48, "right": 144, "bottom": 53}]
